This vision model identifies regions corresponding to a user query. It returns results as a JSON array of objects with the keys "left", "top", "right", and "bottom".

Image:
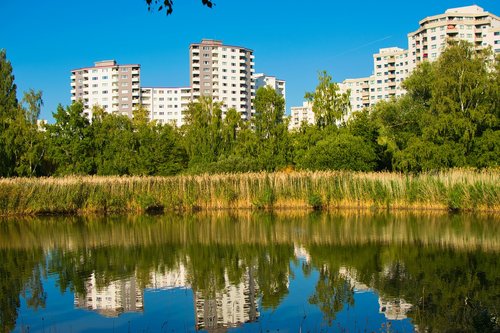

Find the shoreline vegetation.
[{"left": 0, "top": 169, "right": 499, "bottom": 216}]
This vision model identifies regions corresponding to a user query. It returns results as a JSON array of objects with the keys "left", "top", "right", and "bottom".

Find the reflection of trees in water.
[
  {"left": 0, "top": 249, "right": 46, "bottom": 333},
  {"left": 306, "top": 244, "right": 500, "bottom": 332},
  {"left": 308, "top": 266, "right": 354, "bottom": 325}
]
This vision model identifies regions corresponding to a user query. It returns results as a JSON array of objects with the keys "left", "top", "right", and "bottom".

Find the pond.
[{"left": 1, "top": 211, "right": 499, "bottom": 332}]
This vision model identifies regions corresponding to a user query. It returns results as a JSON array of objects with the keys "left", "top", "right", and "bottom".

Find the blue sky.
[{"left": 1, "top": 0, "right": 499, "bottom": 121}]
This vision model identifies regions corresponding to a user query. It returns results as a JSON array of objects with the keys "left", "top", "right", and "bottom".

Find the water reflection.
[{"left": 0, "top": 211, "right": 498, "bottom": 332}]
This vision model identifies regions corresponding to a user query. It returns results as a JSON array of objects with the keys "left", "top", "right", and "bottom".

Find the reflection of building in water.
[
  {"left": 379, "top": 297, "right": 413, "bottom": 320},
  {"left": 74, "top": 273, "right": 143, "bottom": 317},
  {"left": 338, "top": 266, "right": 412, "bottom": 320},
  {"left": 294, "top": 245, "right": 311, "bottom": 263},
  {"left": 194, "top": 268, "right": 259, "bottom": 331},
  {"left": 338, "top": 267, "right": 370, "bottom": 293},
  {"left": 147, "top": 264, "right": 189, "bottom": 290}
]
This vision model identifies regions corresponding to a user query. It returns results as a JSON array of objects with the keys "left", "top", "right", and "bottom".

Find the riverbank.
[{"left": 0, "top": 170, "right": 499, "bottom": 216}]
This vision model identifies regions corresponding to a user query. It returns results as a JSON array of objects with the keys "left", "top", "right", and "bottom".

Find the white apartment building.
[
  {"left": 370, "top": 47, "right": 410, "bottom": 102},
  {"left": 289, "top": 101, "right": 314, "bottom": 130},
  {"left": 189, "top": 39, "right": 255, "bottom": 120},
  {"left": 338, "top": 77, "right": 370, "bottom": 113},
  {"left": 336, "top": 5, "right": 499, "bottom": 115},
  {"left": 70, "top": 60, "right": 141, "bottom": 119},
  {"left": 408, "top": 5, "right": 500, "bottom": 70},
  {"left": 140, "top": 87, "right": 191, "bottom": 126},
  {"left": 253, "top": 73, "right": 286, "bottom": 97}
]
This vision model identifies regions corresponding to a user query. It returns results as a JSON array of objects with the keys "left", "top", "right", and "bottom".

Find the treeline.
[{"left": 0, "top": 42, "right": 498, "bottom": 177}]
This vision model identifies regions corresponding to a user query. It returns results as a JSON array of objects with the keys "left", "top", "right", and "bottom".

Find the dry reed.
[{"left": 0, "top": 169, "right": 499, "bottom": 216}]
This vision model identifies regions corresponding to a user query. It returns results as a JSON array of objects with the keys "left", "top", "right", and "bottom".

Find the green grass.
[{"left": 0, "top": 169, "right": 499, "bottom": 216}]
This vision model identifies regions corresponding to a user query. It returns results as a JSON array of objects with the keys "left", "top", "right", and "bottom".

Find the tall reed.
[{"left": 0, "top": 169, "right": 499, "bottom": 216}]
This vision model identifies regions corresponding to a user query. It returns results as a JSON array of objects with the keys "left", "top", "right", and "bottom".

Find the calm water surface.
[{"left": 0, "top": 211, "right": 499, "bottom": 332}]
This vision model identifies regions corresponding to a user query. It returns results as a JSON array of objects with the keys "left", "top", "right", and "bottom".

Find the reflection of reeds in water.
[
  {"left": 0, "top": 170, "right": 499, "bottom": 215},
  {"left": 1, "top": 211, "right": 499, "bottom": 251}
]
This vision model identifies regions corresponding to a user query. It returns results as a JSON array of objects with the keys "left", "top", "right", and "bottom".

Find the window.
[
  {"left": 121, "top": 68, "right": 128, "bottom": 72},
  {"left": 121, "top": 82, "right": 128, "bottom": 87},
  {"left": 92, "top": 77, "right": 98, "bottom": 80},
  {"left": 121, "top": 104, "right": 129, "bottom": 108},
  {"left": 121, "top": 75, "right": 128, "bottom": 79},
  {"left": 102, "top": 76, "right": 108, "bottom": 79}
]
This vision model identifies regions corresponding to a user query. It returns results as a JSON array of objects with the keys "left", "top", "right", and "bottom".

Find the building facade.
[
  {"left": 338, "top": 77, "right": 371, "bottom": 113},
  {"left": 253, "top": 73, "right": 286, "bottom": 97},
  {"left": 370, "top": 47, "right": 410, "bottom": 102},
  {"left": 408, "top": 5, "right": 500, "bottom": 70},
  {"left": 289, "top": 101, "right": 314, "bottom": 130},
  {"left": 140, "top": 87, "right": 191, "bottom": 126},
  {"left": 333, "top": 5, "right": 499, "bottom": 116},
  {"left": 70, "top": 60, "right": 141, "bottom": 119},
  {"left": 189, "top": 39, "right": 255, "bottom": 120}
]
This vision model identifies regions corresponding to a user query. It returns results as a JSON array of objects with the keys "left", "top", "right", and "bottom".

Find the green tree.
[
  {"left": 252, "top": 86, "right": 290, "bottom": 170},
  {"left": 305, "top": 71, "right": 350, "bottom": 129},
  {"left": 183, "top": 97, "right": 224, "bottom": 168},
  {"left": 91, "top": 106, "right": 136, "bottom": 175},
  {"left": 15, "top": 90, "right": 47, "bottom": 176},
  {"left": 46, "top": 102, "right": 95, "bottom": 175},
  {"left": 377, "top": 41, "right": 500, "bottom": 172},
  {"left": 297, "top": 130, "right": 377, "bottom": 171},
  {"left": 0, "top": 49, "right": 18, "bottom": 176}
]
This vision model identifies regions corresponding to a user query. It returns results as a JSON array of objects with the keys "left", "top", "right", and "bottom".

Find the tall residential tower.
[
  {"left": 70, "top": 60, "right": 141, "bottom": 118},
  {"left": 189, "top": 39, "right": 255, "bottom": 120},
  {"left": 408, "top": 5, "right": 500, "bottom": 70}
]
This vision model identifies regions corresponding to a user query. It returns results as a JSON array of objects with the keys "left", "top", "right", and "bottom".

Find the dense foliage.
[{"left": 0, "top": 42, "right": 498, "bottom": 177}]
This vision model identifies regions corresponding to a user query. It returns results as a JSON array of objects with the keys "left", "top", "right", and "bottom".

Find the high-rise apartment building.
[
  {"left": 334, "top": 5, "right": 499, "bottom": 115},
  {"left": 70, "top": 60, "right": 141, "bottom": 118},
  {"left": 140, "top": 87, "right": 191, "bottom": 126},
  {"left": 408, "top": 5, "right": 500, "bottom": 70},
  {"left": 189, "top": 39, "right": 255, "bottom": 120}
]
